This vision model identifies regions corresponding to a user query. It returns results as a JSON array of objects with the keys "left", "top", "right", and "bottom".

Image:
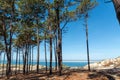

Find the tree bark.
[
  {"left": 19, "top": 49, "right": 20, "bottom": 73},
  {"left": 36, "top": 27, "right": 40, "bottom": 73},
  {"left": 32, "top": 46, "right": 34, "bottom": 71},
  {"left": 85, "top": 14, "right": 90, "bottom": 71},
  {"left": 112, "top": 0, "right": 120, "bottom": 23},
  {"left": 15, "top": 47, "right": 18, "bottom": 74},
  {"left": 44, "top": 33, "right": 48, "bottom": 73},
  {"left": 54, "top": 35, "right": 58, "bottom": 70},
  {"left": 23, "top": 45, "right": 27, "bottom": 74},
  {"left": 56, "top": 7, "right": 62, "bottom": 76},
  {"left": 49, "top": 37, "right": 52, "bottom": 75},
  {"left": 2, "top": 21, "right": 12, "bottom": 77}
]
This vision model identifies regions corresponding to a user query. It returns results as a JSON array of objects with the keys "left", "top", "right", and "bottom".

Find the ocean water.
[
  {"left": 37, "top": 62, "right": 89, "bottom": 67},
  {"left": 62, "top": 62, "right": 88, "bottom": 67},
  {"left": 0, "top": 60, "right": 93, "bottom": 67}
]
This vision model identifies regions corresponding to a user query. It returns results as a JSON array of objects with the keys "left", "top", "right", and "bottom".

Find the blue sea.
[{"left": 0, "top": 60, "right": 96, "bottom": 67}]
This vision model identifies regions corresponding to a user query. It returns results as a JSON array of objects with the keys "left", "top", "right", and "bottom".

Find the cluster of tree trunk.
[{"left": 0, "top": 0, "right": 97, "bottom": 78}]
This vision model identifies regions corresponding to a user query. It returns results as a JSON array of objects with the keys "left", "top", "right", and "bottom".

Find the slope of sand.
[{"left": 84, "top": 56, "right": 120, "bottom": 70}]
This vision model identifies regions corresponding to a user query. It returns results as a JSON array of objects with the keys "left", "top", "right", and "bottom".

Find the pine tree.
[{"left": 76, "top": 0, "right": 97, "bottom": 71}]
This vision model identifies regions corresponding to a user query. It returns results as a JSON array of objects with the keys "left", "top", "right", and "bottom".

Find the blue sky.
[
  {"left": 37, "top": 0, "right": 120, "bottom": 61},
  {"left": 60, "top": 0, "right": 120, "bottom": 61}
]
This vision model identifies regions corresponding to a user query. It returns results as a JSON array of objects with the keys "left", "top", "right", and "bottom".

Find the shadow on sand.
[{"left": 1, "top": 68, "right": 120, "bottom": 80}]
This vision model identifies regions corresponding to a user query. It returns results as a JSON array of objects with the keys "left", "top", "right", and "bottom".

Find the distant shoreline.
[
  {"left": 0, "top": 60, "right": 102, "bottom": 62},
  {"left": 0, "top": 61, "right": 91, "bottom": 67},
  {"left": 0, "top": 60, "right": 102, "bottom": 68}
]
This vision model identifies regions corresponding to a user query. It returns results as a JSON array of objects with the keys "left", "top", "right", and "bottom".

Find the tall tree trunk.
[
  {"left": 32, "top": 46, "right": 34, "bottom": 71},
  {"left": 57, "top": 28, "right": 62, "bottom": 76},
  {"left": 7, "top": 1, "right": 14, "bottom": 76},
  {"left": 23, "top": 45, "right": 27, "bottom": 74},
  {"left": 19, "top": 49, "right": 20, "bottom": 73},
  {"left": 6, "top": 52, "right": 11, "bottom": 78},
  {"left": 49, "top": 37, "right": 52, "bottom": 75},
  {"left": 8, "top": 25, "right": 12, "bottom": 76},
  {"left": 85, "top": 14, "right": 90, "bottom": 71},
  {"left": 22, "top": 48, "right": 24, "bottom": 74},
  {"left": 4, "top": 15, "right": 13, "bottom": 78},
  {"left": 36, "top": 27, "right": 40, "bottom": 73},
  {"left": 29, "top": 46, "right": 31, "bottom": 71},
  {"left": 2, "top": 21, "right": 11, "bottom": 77},
  {"left": 11, "top": 52, "right": 13, "bottom": 75},
  {"left": 60, "top": 29, "right": 63, "bottom": 70},
  {"left": 15, "top": 48, "right": 18, "bottom": 74},
  {"left": 1, "top": 19, "right": 7, "bottom": 77},
  {"left": 26, "top": 45, "right": 29, "bottom": 74},
  {"left": 44, "top": 33, "right": 47, "bottom": 73},
  {"left": 54, "top": 35, "right": 58, "bottom": 70},
  {"left": 27, "top": 43, "right": 31, "bottom": 73},
  {"left": 56, "top": 8, "right": 62, "bottom": 76}
]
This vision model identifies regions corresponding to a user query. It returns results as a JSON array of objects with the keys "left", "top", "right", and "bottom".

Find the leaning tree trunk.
[
  {"left": 3, "top": 25, "right": 12, "bottom": 77},
  {"left": 112, "top": 0, "right": 120, "bottom": 23},
  {"left": 2, "top": 18, "right": 10, "bottom": 77},
  {"left": 85, "top": 13, "right": 90, "bottom": 71}
]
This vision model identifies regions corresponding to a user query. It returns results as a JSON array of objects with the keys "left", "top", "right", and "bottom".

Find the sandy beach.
[{"left": 0, "top": 68, "right": 120, "bottom": 80}]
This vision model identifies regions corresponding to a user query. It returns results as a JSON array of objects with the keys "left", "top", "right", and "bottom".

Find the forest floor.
[{"left": 0, "top": 68, "right": 120, "bottom": 80}]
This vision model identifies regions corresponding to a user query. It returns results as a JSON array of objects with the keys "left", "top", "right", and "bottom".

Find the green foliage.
[
  {"left": 54, "top": 0, "right": 64, "bottom": 8},
  {"left": 0, "top": 0, "right": 98, "bottom": 50},
  {"left": 76, "top": 0, "right": 97, "bottom": 16}
]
